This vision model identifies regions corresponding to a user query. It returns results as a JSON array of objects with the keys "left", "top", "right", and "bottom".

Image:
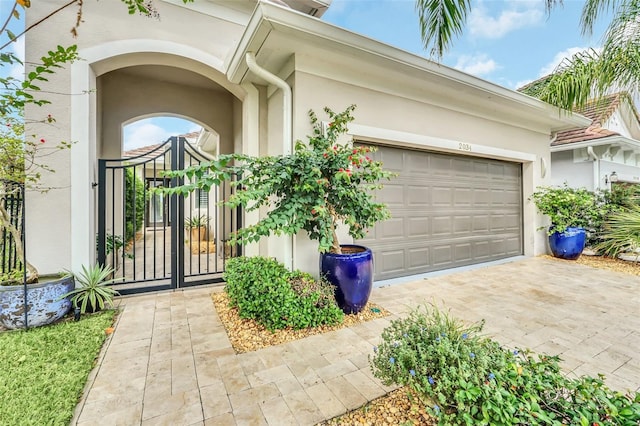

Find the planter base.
[
  {"left": 320, "top": 245, "right": 373, "bottom": 314},
  {"left": 549, "top": 227, "right": 586, "bottom": 260},
  {"left": 0, "top": 275, "right": 75, "bottom": 329}
]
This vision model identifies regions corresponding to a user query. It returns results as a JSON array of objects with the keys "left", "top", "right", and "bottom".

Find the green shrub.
[
  {"left": 223, "top": 256, "right": 344, "bottom": 331},
  {"left": 124, "top": 168, "right": 146, "bottom": 242},
  {"left": 371, "top": 304, "right": 640, "bottom": 425}
]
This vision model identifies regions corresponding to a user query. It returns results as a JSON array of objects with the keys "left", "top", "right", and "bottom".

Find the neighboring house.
[
  {"left": 548, "top": 92, "right": 640, "bottom": 192},
  {"left": 25, "top": 0, "right": 587, "bottom": 291}
]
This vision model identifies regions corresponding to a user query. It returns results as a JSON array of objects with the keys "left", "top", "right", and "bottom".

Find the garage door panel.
[
  {"left": 454, "top": 216, "right": 472, "bottom": 234},
  {"left": 408, "top": 217, "right": 430, "bottom": 237},
  {"left": 376, "top": 249, "right": 406, "bottom": 275},
  {"left": 432, "top": 216, "right": 452, "bottom": 235},
  {"left": 432, "top": 186, "right": 453, "bottom": 206},
  {"left": 407, "top": 185, "right": 429, "bottom": 206},
  {"left": 432, "top": 245, "right": 453, "bottom": 266},
  {"left": 378, "top": 184, "right": 405, "bottom": 205},
  {"left": 357, "top": 144, "right": 522, "bottom": 280},
  {"left": 408, "top": 247, "right": 429, "bottom": 268}
]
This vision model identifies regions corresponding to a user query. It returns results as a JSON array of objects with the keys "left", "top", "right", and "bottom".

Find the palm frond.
[
  {"left": 581, "top": 0, "right": 621, "bottom": 36},
  {"left": 524, "top": 49, "right": 601, "bottom": 110},
  {"left": 415, "top": 0, "right": 471, "bottom": 59},
  {"left": 595, "top": 207, "right": 640, "bottom": 257}
]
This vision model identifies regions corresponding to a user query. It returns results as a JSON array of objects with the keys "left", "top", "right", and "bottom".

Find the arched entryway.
[{"left": 69, "top": 40, "right": 256, "bottom": 292}]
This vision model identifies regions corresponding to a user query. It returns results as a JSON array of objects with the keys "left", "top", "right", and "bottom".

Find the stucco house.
[
  {"left": 549, "top": 92, "right": 640, "bottom": 192},
  {"left": 26, "top": 0, "right": 588, "bottom": 292}
]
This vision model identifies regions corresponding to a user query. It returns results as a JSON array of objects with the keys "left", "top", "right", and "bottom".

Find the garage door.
[{"left": 357, "top": 144, "right": 523, "bottom": 281}]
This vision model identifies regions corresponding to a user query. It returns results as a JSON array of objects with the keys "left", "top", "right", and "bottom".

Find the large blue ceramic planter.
[
  {"left": 0, "top": 274, "right": 74, "bottom": 329},
  {"left": 549, "top": 227, "right": 586, "bottom": 260},
  {"left": 320, "top": 245, "right": 373, "bottom": 314}
]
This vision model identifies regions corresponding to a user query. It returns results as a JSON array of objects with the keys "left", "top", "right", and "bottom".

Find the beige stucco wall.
[
  {"left": 289, "top": 66, "right": 551, "bottom": 275},
  {"left": 99, "top": 68, "right": 234, "bottom": 158},
  {"left": 25, "top": 1, "right": 249, "bottom": 273}
]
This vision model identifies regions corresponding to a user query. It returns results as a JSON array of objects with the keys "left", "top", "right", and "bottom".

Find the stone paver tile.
[
  {"left": 107, "top": 337, "right": 151, "bottom": 354},
  {"left": 77, "top": 402, "right": 142, "bottom": 426},
  {"left": 84, "top": 376, "right": 146, "bottom": 405},
  {"left": 142, "top": 389, "right": 201, "bottom": 421},
  {"left": 194, "top": 354, "right": 223, "bottom": 387},
  {"left": 200, "top": 386, "right": 232, "bottom": 419},
  {"left": 325, "top": 376, "right": 367, "bottom": 410},
  {"left": 275, "top": 377, "right": 303, "bottom": 396},
  {"left": 283, "top": 389, "right": 324, "bottom": 425},
  {"left": 232, "top": 404, "right": 267, "bottom": 426},
  {"left": 204, "top": 412, "right": 236, "bottom": 426},
  {"left": 222, "top": 373, "right": 251, "bottom": 394},
  {"left": 613, "top": 359, "right": 640, "bottom": 382},
  {"left": 591, "top": 349, "right": 633, "bottom": 374},
  {"left": 257, "top": 345, "right": 295, "bottom": 369},
  {"left": 144, "top": 360, "right": 172, "bottom": 399},
  {"left": 292, "top": 364, "right": 322, "bottom": 388},
  {"left": 172, "top": 355, "right": 198, "bottom": 394},
  {"left": 141, "top": 402, "right": 203, "bottom": 425},
  {"left": 100, "top": 353, "right": 149, "bottom": 374},
  {"left": 348, "top": 353, "right": 370, "bottom": 369},
  {"left": 315, "top": 359, "right": 358, "bottom": 382},
  {"left": 304, "top": 382, "right": 346, "bottom": 419},
  {"left": 343, "top": 369, "right": 386, "bottom": 401},
  {"left": 228, "top": 383, "right": 281, "bottom": 412},
  {"left": 259, "top": 396, "right": 297, "bottom": 426},
  {"left": 77, "top": 396, "right": 141, "bottom": 423},
  {"left": 607, "top": 373, "right": 640, "bottom": 393},
  {"left": 238, "top": 352, "right": 267, "bottom": 376},
  {"left": 248, "top": 365, "right": 295, "bottom": 387}
]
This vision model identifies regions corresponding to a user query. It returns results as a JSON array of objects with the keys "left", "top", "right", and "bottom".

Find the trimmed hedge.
[{"left": 223, "top": 256, "right": 344, "bottom": 331}]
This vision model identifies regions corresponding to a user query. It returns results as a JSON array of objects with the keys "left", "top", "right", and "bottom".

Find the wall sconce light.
[{"left": 605, "top": 171, "right": 619, "bottom": 184}]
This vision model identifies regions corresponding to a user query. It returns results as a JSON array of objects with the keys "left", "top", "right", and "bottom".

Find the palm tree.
[{"left": 416, "top": 0, "right": 638, "bottom": 110}]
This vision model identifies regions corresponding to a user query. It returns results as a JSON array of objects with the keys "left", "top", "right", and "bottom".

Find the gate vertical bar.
[
  {"left": 176, "top": 137, "right": 186, "bottom": 288},
  {"left": 97, "top": 160, "right": 106, "bottom": 266},
  {"left": 170, "top": 137, "right": 185, "bottom": 289}
]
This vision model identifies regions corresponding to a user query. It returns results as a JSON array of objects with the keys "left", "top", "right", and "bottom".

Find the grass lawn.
[{"left": 0, "top": 310, "right": 116, "bottom": 426}]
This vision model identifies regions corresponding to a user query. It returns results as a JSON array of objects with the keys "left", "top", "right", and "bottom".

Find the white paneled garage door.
[{"left": 357, "top": 144, "right": 523, "bottom": 281}]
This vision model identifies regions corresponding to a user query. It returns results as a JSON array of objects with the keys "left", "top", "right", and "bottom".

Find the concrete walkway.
[{"left": 72, "top": 257, "right": 640, "bottom": 425}]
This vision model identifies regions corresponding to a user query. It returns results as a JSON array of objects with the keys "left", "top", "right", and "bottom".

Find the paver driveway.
[{"left": 72, "top": 256, "right": 640, "bottom": 425}]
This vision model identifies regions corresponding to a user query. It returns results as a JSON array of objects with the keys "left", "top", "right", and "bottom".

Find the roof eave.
[
  {"left": 226, "top": 2, "right": 591, "bottom": 130},
  {"left": 550, "top": 135, "right": 637, "bottom": 152}
]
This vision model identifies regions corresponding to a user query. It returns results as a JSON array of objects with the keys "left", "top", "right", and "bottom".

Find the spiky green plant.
[
  {"left": 60, "top": 264, "right": 119, "bottom": 314},
  {"left": 596, "top": 207, "right": 640, "bottom": 258}
]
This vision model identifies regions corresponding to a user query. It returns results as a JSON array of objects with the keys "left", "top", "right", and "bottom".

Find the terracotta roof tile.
[{"left": 553, "top": 93, "right": 623, "bottom": 146}]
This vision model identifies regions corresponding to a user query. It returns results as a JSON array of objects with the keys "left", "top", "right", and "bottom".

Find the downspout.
[
  {"left": 245, "top": 52, "right": 292, "bottom": 155},
  {"left": 244, "top": 52, "right": 295, "bottom": 270},
  {"left": 587, "top": 146, "right": 600, "bottom": 190}
]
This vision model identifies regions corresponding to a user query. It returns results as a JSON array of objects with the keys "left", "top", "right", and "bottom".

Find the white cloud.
[
  {"left": 454, "top": 54, "right": 499, "bottom": 76},
  {"left": 469, "top": 4, "right": 543, "bottom": 39},
  {"left": 123, "top": 121, "right": 171, "bottom": 151},
  {"left": 8, "top": 37, "right": 25, "bottom": 80},
  {"left": 538, "top": 46, "right": 599, "bottom": 76},
  {"left": 514, "top": 79, "right": 534, "bottom": 90}
]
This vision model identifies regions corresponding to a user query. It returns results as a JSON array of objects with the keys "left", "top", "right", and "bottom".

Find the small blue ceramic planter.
[
  {"left": 320, "top": 245, "right": 373, "bottom": 314},
  {"left": 0, "top": 274, "right": 75, "bottom": 329},
  {"left": 549, "top": 227, "right": 586, "bottom": 260}
]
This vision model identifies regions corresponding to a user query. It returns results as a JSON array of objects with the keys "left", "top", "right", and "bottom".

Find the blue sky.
[
  {"left": 3, "top": 0, "right": 612, "bottom": 150},
  {"left": 323, "top": 0, "right": 611, "bottom": 90}
]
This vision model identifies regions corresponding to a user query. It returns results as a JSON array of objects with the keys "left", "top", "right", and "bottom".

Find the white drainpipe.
[
  {"left": 245, "top": 52, "right": 292, "bottom": 155},
  {"left": 587, "top": 146, "right": 600, "bottom": 190},
  {"left": 244, "top": 52, "right": 294, "bottom": 269}
]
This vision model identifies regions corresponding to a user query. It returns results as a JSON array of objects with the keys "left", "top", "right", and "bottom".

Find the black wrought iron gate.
[{"left": 97, "top": 136, "right": 241, "bottom": 295}]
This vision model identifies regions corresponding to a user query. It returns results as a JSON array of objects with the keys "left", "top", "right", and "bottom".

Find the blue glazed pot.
[
  {"left": 320, "top": 245, "right": 373, "bottom": 314},
  {"left": 549, "top": 227, "right": 586, "bottom": 260},
  {"left": 0, "top": 274, "right": 75, "bottom": 329}
]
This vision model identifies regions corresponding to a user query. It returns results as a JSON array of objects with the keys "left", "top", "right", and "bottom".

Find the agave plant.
[
  {"left": 596, "top": 207, "right": 640, "bottom": 258},
  {"left": 60, "top": 264, "right": 119, "bottom": 314}
]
